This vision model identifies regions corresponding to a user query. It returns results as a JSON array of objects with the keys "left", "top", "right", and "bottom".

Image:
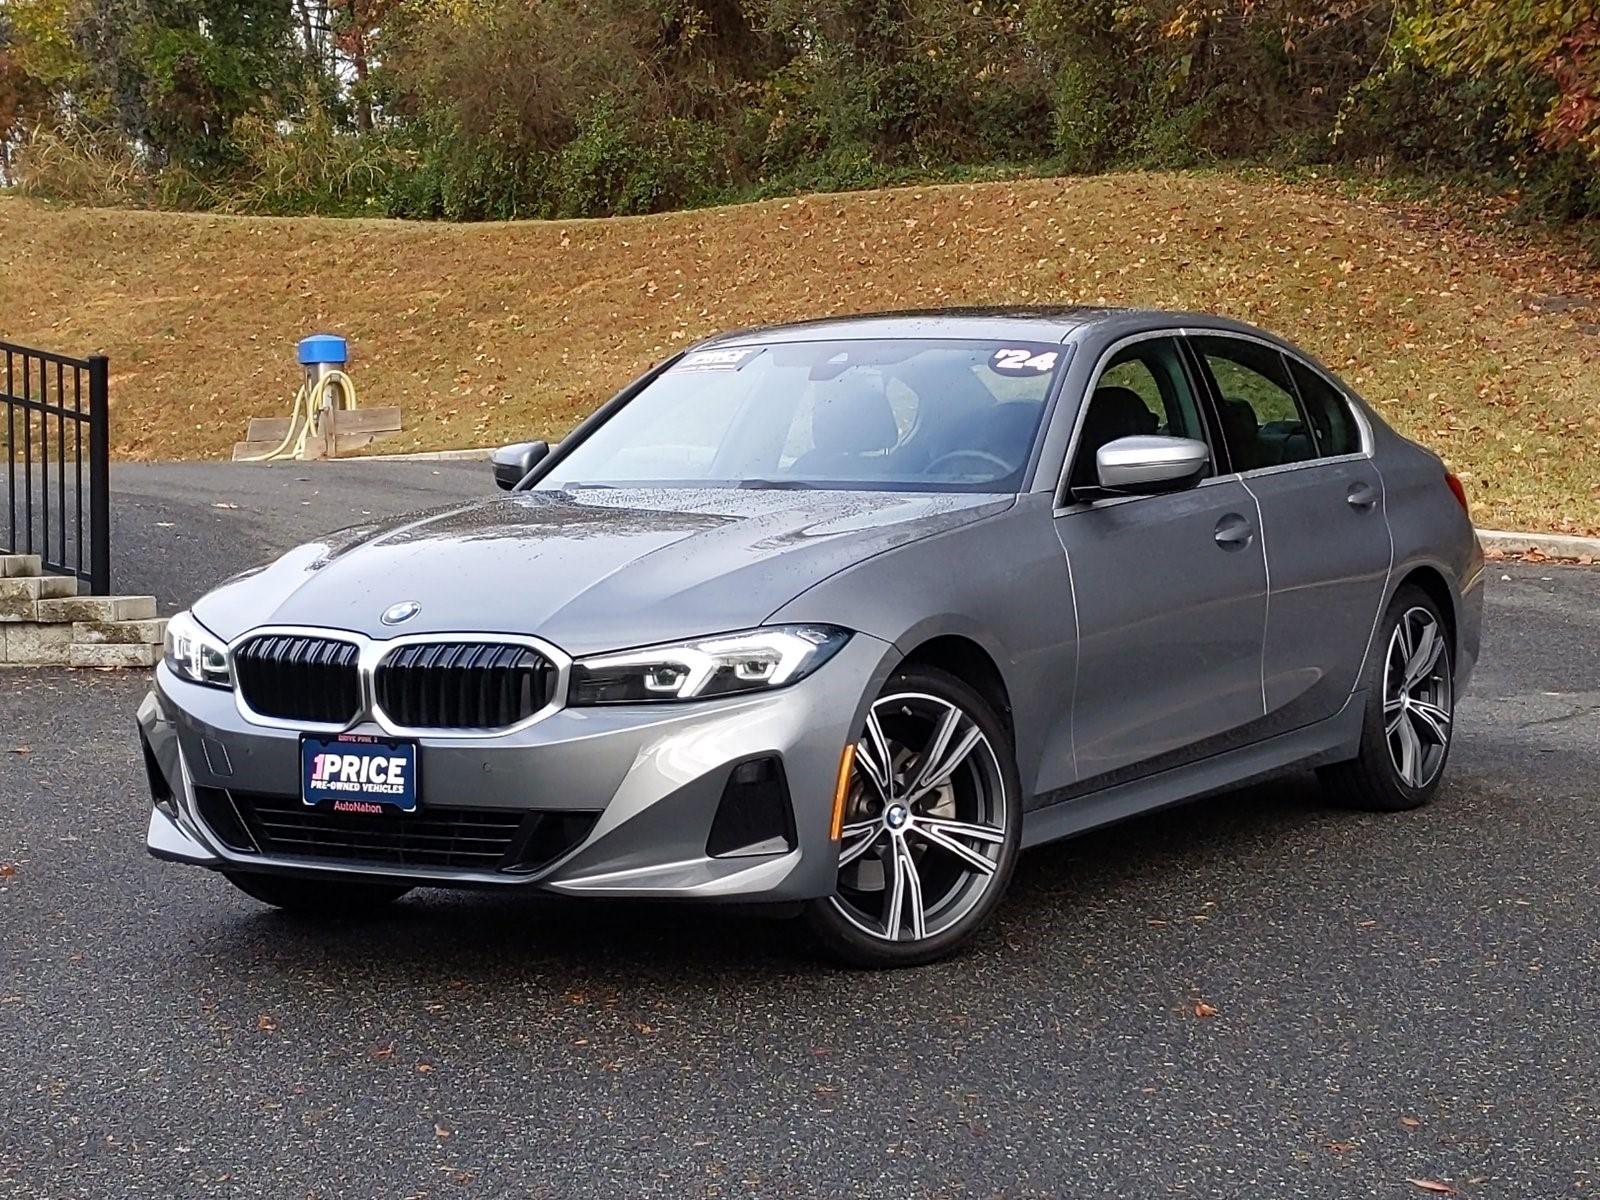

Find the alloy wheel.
[
  {"left": 1382, "top": 606, "right": 1453, "bottom": 789},
  {"left": 829, "top": 691, "right": 1008, "bottom": 944}
]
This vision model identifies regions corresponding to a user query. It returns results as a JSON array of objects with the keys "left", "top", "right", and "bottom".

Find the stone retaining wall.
[{"left": 0, "top": 555, "right": 164, "bottom": 667}]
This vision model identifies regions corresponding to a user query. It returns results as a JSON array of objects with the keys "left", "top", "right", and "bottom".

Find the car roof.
[
  {"left": 700, "top": 306, "right": 1276, "bottom": 347},
  {"left": 703, "top": 306, "right": 1124, "bottom": 346}
]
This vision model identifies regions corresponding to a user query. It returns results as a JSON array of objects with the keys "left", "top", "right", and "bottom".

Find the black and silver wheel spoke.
[
  {"left": 1409, "top": 698, "right": 1452, "bottom": 744},
  {"left": 1382, "top": 607, "right": 1453, "bottom": 789},
  {"left": 905, "top": 707, "right": 984, "bottom": 803},
  {"left": 855, "top": 710, "right": 894, "bottom": 800},
  {"left": 915, "top": 818, "right": 1002, "bottom": 876},
  {"left": 837, "top": 820, "right": 882, "bottom": 868},
  {"left": 830, "top": 691, "right": 1007, "bottom": 945},
  {"left": 884, "top": 835, "right": 926, "bottom": 941}
]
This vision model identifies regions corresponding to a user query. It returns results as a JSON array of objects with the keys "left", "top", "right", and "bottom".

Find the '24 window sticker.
[{"left": 988, "top": 345, "right": 1062, "bottom": 376}]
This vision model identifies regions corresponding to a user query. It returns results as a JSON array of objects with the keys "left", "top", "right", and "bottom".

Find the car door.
[
  {"left": 1187, "top": 334, "right": 1392, "bottom": 733},
  {"left": 1051, "top": 334, "right": 1269, "bottom": 790}
]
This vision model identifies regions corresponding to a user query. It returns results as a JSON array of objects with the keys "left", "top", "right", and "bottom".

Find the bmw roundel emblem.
[{"left": 381, "top": 600, "right": 421, "bottom": 626}]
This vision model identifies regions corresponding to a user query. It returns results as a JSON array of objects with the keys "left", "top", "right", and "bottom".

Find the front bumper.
[{"left": 141, "top": 632, "right": 894, "bottom": 901}]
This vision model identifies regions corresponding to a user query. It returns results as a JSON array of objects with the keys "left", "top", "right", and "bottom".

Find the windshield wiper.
[{"left": 738, "top": 478, "right": 817, "bottom": 490}]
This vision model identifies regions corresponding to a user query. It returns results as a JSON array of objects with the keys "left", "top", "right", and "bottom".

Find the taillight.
[{"left": 1445, "top": 470, "right": 1469, "bottom": 515}]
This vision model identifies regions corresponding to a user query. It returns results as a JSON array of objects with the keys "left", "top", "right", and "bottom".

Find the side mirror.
[
  {"left": 491, "top": 440, "right": 549, "bottom": 491},
  {"left": 1091, "top": 435, "right": 1209, "bottom": 497}
]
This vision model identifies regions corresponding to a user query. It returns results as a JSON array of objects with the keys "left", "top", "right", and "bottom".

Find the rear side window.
[
  {"left": 1191, "top": 336, "right": 1315, "bottom": 472},
  {"left": 1287, "top": 358, "right": 1362, "bottom": 457}
]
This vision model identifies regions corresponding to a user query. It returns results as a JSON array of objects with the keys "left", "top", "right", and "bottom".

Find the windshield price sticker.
[
  {"left": 674, "top": 347, "right": 763, "bottom": 373},
  {"left": 989, "top": 347, "right": 1060, "bottom": 375}
]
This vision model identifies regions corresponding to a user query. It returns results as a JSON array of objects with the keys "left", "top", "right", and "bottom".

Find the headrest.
[
  {"left": 1218, "top": 397, "right": 1259, "bottom": 433},
  {"left": 1084, "top": 386, "right": 1158, "bottom": 438},
  {"left": 811, "top": 373, "right": 899, "bottom": 455}
]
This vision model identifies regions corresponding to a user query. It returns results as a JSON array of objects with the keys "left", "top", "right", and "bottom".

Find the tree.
[
  {"left": 72, "top": 0, "right": 302, "bottom": 165},
  {"left": 0, "top": 0, "right": 84, "bottom": 167},
  {"left": 1408, "top": 0, "right": 1600, "bottom": 157}
]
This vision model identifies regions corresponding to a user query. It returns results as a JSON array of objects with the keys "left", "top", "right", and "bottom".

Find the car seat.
[
  {"left": 789, "top": 373, "right": 900, "bottom": 478},
  {"left": 1070, "top": 386, "right": 1159, "bottom": 490}
]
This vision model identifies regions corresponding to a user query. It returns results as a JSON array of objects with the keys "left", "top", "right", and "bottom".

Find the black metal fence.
[{"left": 1, "top": 341, "right": 110, "bottom": 594}]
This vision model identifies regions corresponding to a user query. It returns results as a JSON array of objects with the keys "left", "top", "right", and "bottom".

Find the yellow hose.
[{"left": 239, "top": 369, "right": 359, "bottom": 462}]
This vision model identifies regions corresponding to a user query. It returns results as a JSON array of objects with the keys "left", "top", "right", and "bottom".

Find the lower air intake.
[{"left": 195, "top": 788, "right": 597, "bottom": 875}]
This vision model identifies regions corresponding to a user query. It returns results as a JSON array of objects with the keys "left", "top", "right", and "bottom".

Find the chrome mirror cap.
[{"left": 1095, "top": 435, "right": 1210, "bottom": 494}]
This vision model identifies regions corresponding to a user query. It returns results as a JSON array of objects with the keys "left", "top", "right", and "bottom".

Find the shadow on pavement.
[{"left": 164, "top": 771, "right": 1343, "bottom": 989}]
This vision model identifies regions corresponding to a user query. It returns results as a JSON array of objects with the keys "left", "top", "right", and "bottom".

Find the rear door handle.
[
  {"left": 1346, "top": 482, "right": 1379, "bottom": 511},
  {"left": 1214, "top": 512, "right": 1254, "bottom": 551}
]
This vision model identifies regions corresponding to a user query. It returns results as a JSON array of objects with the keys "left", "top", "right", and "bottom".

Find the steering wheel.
[{"left": 925, "top": 449, "right": 1012, "bottom": 478}]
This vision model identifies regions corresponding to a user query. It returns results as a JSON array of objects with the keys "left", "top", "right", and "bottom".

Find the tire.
[
  {"left": 223, "top": 870, "right": 412, "bottom": 914},
  {"left": 1319, "top": 584, "right": 1455, "bottom": 812},
  {"left": 804, "top": 665, "right": 1022, "bottom": 968}
]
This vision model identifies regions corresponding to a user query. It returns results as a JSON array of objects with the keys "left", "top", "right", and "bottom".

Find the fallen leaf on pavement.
[
  {"left": 256, "top": 1014, "right": 278, "bottom": 1032},
  {"left": 1407, "top": 1180, "right": 1458, "bottom": 1195},
  {"left": 7, "top": 747, "right": 30, "bottom": 755},
  {"left": 0, "top": 864, "right": 16, "bottom": 879},
  {"left": 1400, "top": 1116, "right": 1422, "bottom": 1128},
  {"left": 1193, "top": 1001, "right": 1218, "bottom": 1018}
]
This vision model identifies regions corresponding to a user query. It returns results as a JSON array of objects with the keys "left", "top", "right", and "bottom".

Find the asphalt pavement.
[{"left": 1, "top": 461, "right": 1597, "bottom": 1199}]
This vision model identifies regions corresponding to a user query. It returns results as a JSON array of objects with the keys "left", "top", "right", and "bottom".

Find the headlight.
[
  {"left": 163, "top": 610, "right": 232, "bottom": 688},
  {"left": 570, "top": 625, "right": 850, "bottom": 704}
]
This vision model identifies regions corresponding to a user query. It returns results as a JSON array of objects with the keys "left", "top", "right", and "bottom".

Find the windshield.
[{"left": 537, "top": 338, "right": 1069, "bottom": 493}]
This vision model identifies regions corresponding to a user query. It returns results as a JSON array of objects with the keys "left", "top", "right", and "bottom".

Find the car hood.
[{"left": 194, "top": 487, "right": 1012, "bottom": 656}]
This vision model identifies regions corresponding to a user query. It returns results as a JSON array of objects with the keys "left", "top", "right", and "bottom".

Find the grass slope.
[{"left": 2, "top": 171, "right": 1597, "bottom": 534}]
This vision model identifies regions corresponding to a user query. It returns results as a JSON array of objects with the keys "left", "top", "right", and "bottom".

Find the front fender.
[{"left": 768, "top": 495, "right": 1073, "bottom": 805}]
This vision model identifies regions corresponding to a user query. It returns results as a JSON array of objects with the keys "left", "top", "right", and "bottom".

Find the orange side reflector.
[{"left": 830, "top": 743, "right": 856, "bottom": 841}]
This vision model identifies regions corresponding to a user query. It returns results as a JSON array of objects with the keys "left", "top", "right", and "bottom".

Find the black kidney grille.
[
  {"left": 375, "top": 642, "right": 555, "bottom": 730},
  {"left": 234, "top": 635, "right": 362, "bottom": 724}
]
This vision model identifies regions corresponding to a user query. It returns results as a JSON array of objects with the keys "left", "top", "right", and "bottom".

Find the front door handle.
[
  {"left": 1214, "top": 512, "right": 1254, "bottom": 551},
  {"left": 1346, "top": 482, "right": 1379, "bottom": 511}
]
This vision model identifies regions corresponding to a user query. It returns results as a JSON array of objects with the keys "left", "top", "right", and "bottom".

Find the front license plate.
[{"left": 301, "top": 734, "right": 419, "bottom": 814}]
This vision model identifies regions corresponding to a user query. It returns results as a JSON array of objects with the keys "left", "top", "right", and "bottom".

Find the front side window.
[
  {"left": 1191, "top": 336, "right": 1315, "bottom": 471},
  {"left": 539, "top": 339, "right": 1067, "bottom": 493},
  {"left": 1069, "top": 337, "right": 1209, "bottom": 492}
]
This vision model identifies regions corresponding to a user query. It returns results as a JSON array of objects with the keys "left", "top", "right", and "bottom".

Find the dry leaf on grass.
[{"left": 7, "top": 178, "right": 1598, "bottom": 536}]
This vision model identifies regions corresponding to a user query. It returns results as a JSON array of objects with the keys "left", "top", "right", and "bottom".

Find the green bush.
[
  {"left": 1051, "top": 57, "right": 1119, "bottom": 173},
  {"left": 381, "top": 120, "right": 553, "bottom": 222},
  {"left": 1130, "top": 95, "right": 1219, "bottom": 170},
  {"left": 552, "top": 99, "right": 730, "bottom": 217},
  {"left": 224, "top": 110, "right": 398, "bottom": 216}
]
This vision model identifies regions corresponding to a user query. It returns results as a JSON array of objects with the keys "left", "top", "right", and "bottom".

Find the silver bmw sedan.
[{"left": 142, "top": 308, "right": 1483, "bottom": 966}]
